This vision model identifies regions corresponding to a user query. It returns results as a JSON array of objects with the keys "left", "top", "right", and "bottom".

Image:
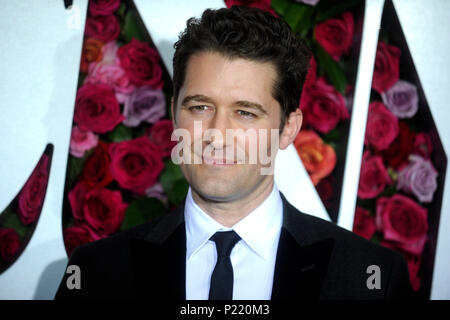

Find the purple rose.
[
  {"left": 123, "top": 86, "right": 166, "bottom": 127},
  {"left": 381, "top": 80, "right": 418, "bottom": 118},
  {"left": 397, "top": 154, "right": 438, "bottom": 203}
]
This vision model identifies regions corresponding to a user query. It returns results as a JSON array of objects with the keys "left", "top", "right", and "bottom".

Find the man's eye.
[
  {"left": 189, "top": 105, "right": 209, "bottom": 112},
  {"left": 237, "top": 110, "right": 256, "bottom": 118}
]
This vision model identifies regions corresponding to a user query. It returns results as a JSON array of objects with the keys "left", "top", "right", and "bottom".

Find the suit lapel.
[
  {"left": 271, "top": 194, "right": 335, "bottom": 299},
  {"left": 131, "top": 202, "right": 187, "bottom": 300}
]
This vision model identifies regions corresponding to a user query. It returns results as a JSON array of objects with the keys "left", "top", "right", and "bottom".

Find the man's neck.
[{"left": 190, "top": 178, "right": 275, "bottom": 227}]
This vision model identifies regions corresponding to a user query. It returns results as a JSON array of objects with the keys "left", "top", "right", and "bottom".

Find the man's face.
[{"left": 173, "top": 51, "right": 281, "bottom": 202}]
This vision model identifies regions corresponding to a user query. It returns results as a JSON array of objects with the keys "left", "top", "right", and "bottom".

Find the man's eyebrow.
[
  {"left": 235, "top": 100, "right": 268, "bottom": 115},
  {"left": 181, "top": 94, "right": 215, "bottom": 105},
  {"left": 181, "top": 95, "right": 268, "bottom": 115}
]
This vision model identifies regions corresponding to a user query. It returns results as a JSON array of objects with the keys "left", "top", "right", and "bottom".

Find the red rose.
[
  {"left": 85, "top": 15, "right": 120, "bottom": 43},
  {"left": 117, "top": 39, "right": 164, "bottom": 88},
  {"left": 376, "top": 194, "right": 428, "bottom": 256},
  {"left": 80, "top": 38, "right": 104, "bottom": 73},
  {"left": 68, "top": 184, "right": 127, "bottom": 240},
  {"left": 17, "top": 154, "right": 50, "bottom": 225},
  {"left": 68, "top": 182, "right": 87, "bottom": 222},
  {"left": 74, "top": 83, "right": 124, "bottom": 134},
  {"left": 148, "top": 120, "right": 176, "bottom": 158},
  {"left": 315, "top": 12, "right": 354, "bottom": 61},
  {"left": 357, "top": 151, "right": 392, "bottom": 199},
  {"left": 414, "top": 132, "right": 433, "bottom": 159},
  {"left": 83, "top": 188, "right": 127, "bottom": 240},
  {"left": 224, "top": 0, "right": 277, "bottom": 16},
  {"left": 80, "top": 141, "right": 114, "bottom": 189},
  {"left": 63, "top": 224, "right": 93, "bottom": 257},
  {"left": 316, "top": 176, "right": 333, "bottom": 208},
  {"left": 364, "top": 101, "right": 399, "bottom": 151},
  {"left": 300, "top": 77, "right": 349, "bottom": 133},
  {"left": 294, "top": 130, "right": 336, "bottom": 185},
  {"left": 0, "top": 228, "right": 21, "bottom": 262},
  {"left": 109, "top": 137, "right": 165, "bottom": 194},
  {"left": 352, "top": 206, "right": 376, "bottom": 240},
  {"left": 372, "top": 42, "right": 401, "bottom": 93},
  {"left": 88, "top": 0, "right": 120, "bottom": 16},
  {"left": 379, "top": 121, "right": 416, "bottom": 169}
]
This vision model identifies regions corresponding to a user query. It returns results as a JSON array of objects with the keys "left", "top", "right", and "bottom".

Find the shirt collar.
[{"left": 184, "top": 184, "right": 283, "bottom": 261}]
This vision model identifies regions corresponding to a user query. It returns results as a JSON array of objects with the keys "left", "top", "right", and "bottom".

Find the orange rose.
[
  {"left": 294, "top": 130, "right": 336, "bottom": 185},
  {"left": 80, "top": 38, "right": 104, "bottom": 73}
]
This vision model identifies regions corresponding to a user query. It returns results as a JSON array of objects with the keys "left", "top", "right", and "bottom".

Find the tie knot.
[{"left": 210, "top": 230, "right": 241, "bottom": 258}]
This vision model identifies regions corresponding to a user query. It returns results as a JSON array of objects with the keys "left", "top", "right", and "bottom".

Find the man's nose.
[{"left": 206, "top": 108, "right": 232, "bottom": 149}]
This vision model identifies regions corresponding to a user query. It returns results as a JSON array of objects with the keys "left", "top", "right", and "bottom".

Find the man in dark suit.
[{"left": 55, "top": 6, "right": 412, "bottom": 300}]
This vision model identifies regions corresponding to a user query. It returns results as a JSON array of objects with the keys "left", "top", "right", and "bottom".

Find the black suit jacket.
[{"left": 55, "top": 193, "right": 413, "bottom": 299}]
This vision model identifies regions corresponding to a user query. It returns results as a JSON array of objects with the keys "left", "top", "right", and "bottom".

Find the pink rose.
[
  {"left": 376, "top": 194, "right": 428, "bottom": 256},
  {"left": 123, "top": 86, "right": 166, "bottom": 127},
  {"left": 364, "top": 101, "right": 399, "bottom": 151},
  {"left": 372, "top": 42, "right": 401, "bottom": 93},
  {"left": 352, "top": 207, "right": 376, "bottom": 240},
  {"left": 299, "top": 57, "right": 317, "bottom": 111},
  {"left": 314, "top": 12, "right": 354, "bottom": 61},
  {"left": 357, "top": 151, "right": 392, "bottom": 199},
  {"left": 414, "top": 132, "right": 433, "bottom": 159},
  {"left": 148, "top": 119, "right": 176, "bottom": 157},
  {"left": 84, "top": 61, "right": 136, "bottom": 104},
  {"left": 88, "top": 0, "right": 120, "bottom": 16},
  {"left": 300, "top": 77, "right": 349, "bottom": 133},
  {"left": 68, "top": 183, "right": 127, "bottom": 240},
  {"left": 0, "top": 228, "right": 21, "bottom": 262},
  {"left": 17, "top": 154, "right": 50, "bottom": 225},
  {"left": 69, "top": 126, "right": 99, "bottom": 158},
  {"left": 85, "top": 15, "right": 120, "bottom": 43},
  {"left": 109, "top": 137, "right": 165, "bottom": 194},
  {"left": 74, "top": 83, "right": 124, "bottom": 134},
  {"left": 101, "top": 41, "right": 119, "bottom": 64},
  {"left": 117, "top": 39, "right": 164, "bottom": 88},
  {"left": 145, "top": 182, "right": 166, "bottom": 202},
  {"left": 63, "top": 224, "right": 93, "bottom": 257}
]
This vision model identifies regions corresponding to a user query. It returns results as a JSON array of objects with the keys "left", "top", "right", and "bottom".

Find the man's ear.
[
  {"left": 279, "top": 108, "right": 302, "bottom": 150},
  {"left": 170, "top": 97, "right": 176, "bottom": 128}
]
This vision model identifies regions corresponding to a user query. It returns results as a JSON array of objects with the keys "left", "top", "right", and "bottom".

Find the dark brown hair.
[{"left": 172, "top": 6, "right": 311, "bottom": 130}]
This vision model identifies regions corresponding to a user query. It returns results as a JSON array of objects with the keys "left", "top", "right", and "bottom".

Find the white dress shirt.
[{"left": 185, "top": 184, "right": 283, "bottom": 300}]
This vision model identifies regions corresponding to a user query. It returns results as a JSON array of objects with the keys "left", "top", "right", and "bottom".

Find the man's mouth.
[{"left": 202, "top": 156, "right": 237, "bottom": 166}]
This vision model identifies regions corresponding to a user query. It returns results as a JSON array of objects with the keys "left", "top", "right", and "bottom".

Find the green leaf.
[
  {"left": 122, "top": 10, "right": 146, "bottom": 42},
  {"left": 159, "top": 159, "right": 185, "bottom": 193},
  {"left": 67, "top": 151, "right": 92, "bottom": 187},
  {"left": 121, "top": 197, "right": 166, "bottom": 230},
  {"left": 107, "top": 124, "right": 133, "bottom": 142},
  {"left": 116, "top": 2, "right": 127, "bottom": 18},
  {"left": 283, "top": 3, "right": 315, "bottom": 33},
  {"left": 271, "top": 0, "right": 291, "bottom": 15},
  {"left": 370, "top": 232, "right": 383, "bottom": 244},
  {"left": 315, "top": 0, "right": 361, "bottom": 22},
  {"left": 0, "top": 211, "right": 28, "bottom": 239},
  {"left": 322, "top": 127, "right": 341, "bottom": 143},
  {"left": 315, "top": 45, "right": 347, "bottom": 93}
]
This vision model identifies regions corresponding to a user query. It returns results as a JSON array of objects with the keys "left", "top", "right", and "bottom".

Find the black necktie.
[{"left": 208, "top": 230, "right": 241, "bottom": 300}]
